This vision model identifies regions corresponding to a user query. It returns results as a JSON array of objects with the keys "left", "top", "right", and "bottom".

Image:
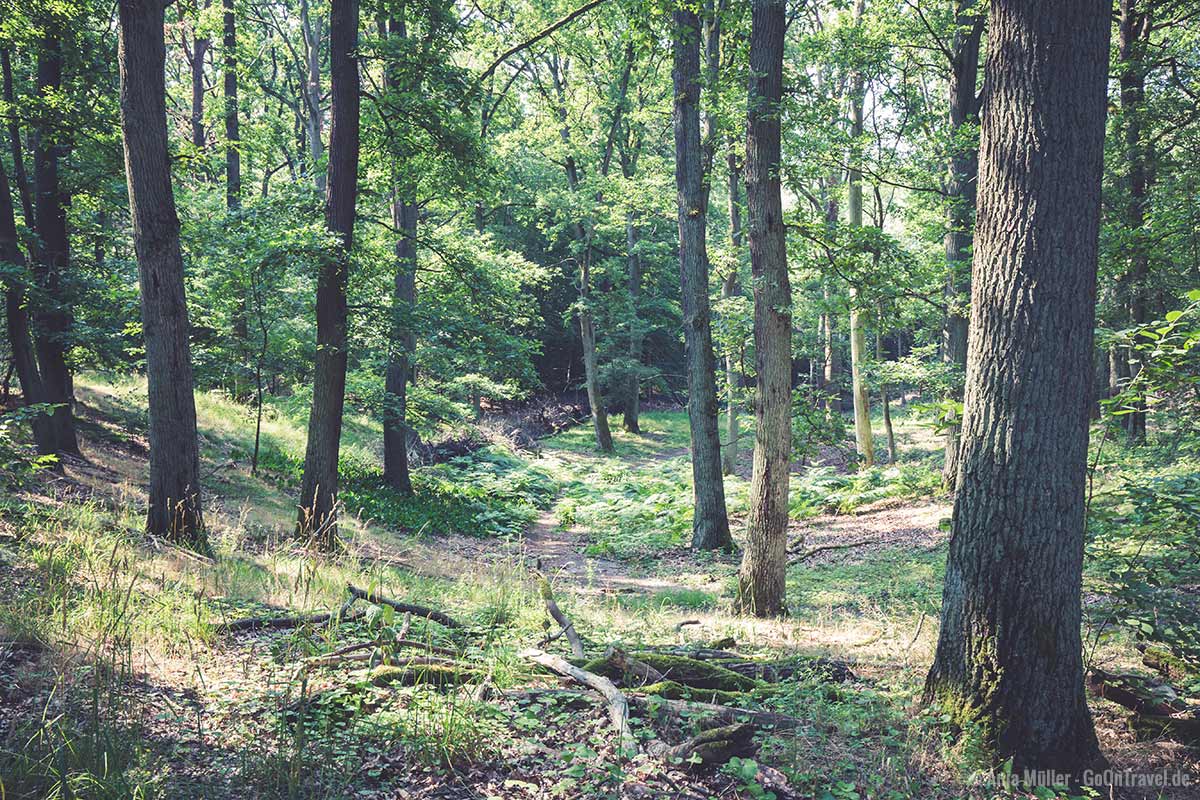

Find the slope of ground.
[{"left": 0, "top": 376, "right": 1196, "bottom": 799}]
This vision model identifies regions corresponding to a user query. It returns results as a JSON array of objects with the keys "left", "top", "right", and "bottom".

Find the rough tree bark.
[
  {"left": 674, "top": 7, "right": 732, "bottom": 551},
  {"left": 941, "top": 0, "right": 984, "bottom": 490},
  {"left": 736, "top": 0, "right": 790, "bottom": 617},
  {"left": 296, "top": 0, "right": 360, "bottom": 547},
  {"left": 32, "top": 33, "right": 79, "bottom": 455},
  {"left": 117, "top": 0, "right": 207, "bottom": 546},
  {"left": 924, "top": 0, "right": 1110, "bottom": 777}
]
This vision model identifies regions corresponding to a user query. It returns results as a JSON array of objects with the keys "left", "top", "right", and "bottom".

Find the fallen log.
[
  {"left": 303, "top": 638, "right": 459, "bottom": 667},
  {"left": 521, "top": 648, "right": 637, "bottom": 758},
  {"left": 629, "top": 694, "right": 806, "bottom": 732},
  {"left": 604, "top": 646, "right": 664, "bottom": 686},
  {"left": 346, "top": 584, "right": 463, "bottom": 629},
  {"left": 1087, "top": 668, "right": 1200, "bottom": 745}
]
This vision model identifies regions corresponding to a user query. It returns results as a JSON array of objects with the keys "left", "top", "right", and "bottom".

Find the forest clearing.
[{"left": 2, "top": 0, "right": 1200, "bottom": 797}]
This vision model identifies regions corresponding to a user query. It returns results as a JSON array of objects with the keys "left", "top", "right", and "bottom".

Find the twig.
[
  {"left": 346, "top": 584, "right": 463, "bottom": 629},
  {"left": 521, "top": 648, "right": 638, "bottom": 758},
  {"left": 787, "top": 539, "right": 875, "bottom": 564}
]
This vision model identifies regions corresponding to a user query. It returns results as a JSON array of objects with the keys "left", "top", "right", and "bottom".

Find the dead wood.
[
  {"left": 647, "top": 722, "right": 757, "bottom": 767},
  {"left": 220, "top": 597, "right": 361, "bottom": 633},
  {"left": 604, "top": 646, "right": 664, "bottom": 686},
  {"left": 629, "top": 694, "right": 806, "bottom": 732},
  {"left": 787, "top": 539, "right": 875, "bottom": 564},
  {"left": 346, "top": 583, "right": 463, "bottom": 629},
  {"left": 538, "top": 576, "right": 584, "bottom": 659},
  {"left": 521, "top": 648, "right": 638, "bottom": 758}
]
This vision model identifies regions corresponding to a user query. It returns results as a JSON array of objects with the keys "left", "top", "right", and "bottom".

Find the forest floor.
[{"left": 1, "top": 375, "right": 1197, "bottom": 799}]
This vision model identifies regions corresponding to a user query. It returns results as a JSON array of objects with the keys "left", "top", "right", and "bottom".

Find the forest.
[{"left": 0, "top": 0, "right": 1199, "bottom": 797}]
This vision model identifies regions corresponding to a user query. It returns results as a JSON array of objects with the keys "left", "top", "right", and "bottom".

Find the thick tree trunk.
[
  {"left": 32, "top": 35, "right": 79, "bottom": 456},
  {"left": 223, "top": 0, "right": 240, "bottom": 210},
  {"left": 622, "top": 208, "right": 642, "bottom": 434},
  {"left": 1118, "top": 0, "right": 1149, "bottom": 443},
  {"left": 924, "top": 0, "right": 1110, "bottom": 777},
  {"left": 674, "top": 7, "right": 732, "bottom": 551},
  {"left": 118, "top": 0, "right": 206, "bottom": 546},
  {"left": 941, "top": 0, "right": 984, "bottom": 490},
  {"left": 736, "top": 0, "right": 790, "bottom": 618},
  {"left": 722, "top": 147, "right": 741, "bottom": 475},
  {"left": 297, "top": 0, "right": 359, "bottom": 547},
  {"left": 847, "top": 0, "right": 873, "bottom": 469},
  {"left": 384, "top": 194, "right": 416, "bottom": 496},
  {"left": 1, "top": 160, "right": 54, "bottom": 454}
]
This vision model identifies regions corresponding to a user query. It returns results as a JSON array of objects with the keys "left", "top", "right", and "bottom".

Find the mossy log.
[
  {"left": 629, "top": 694, "right": 805, "bottom": 732},
  {"left": 369, "top": 660, "right": 480, "bottom": 688},
  {"left": 583, "top": 652, "right": 763, "bottom": 692},
  {"left": 635, "top": 680, "right": 748, "bottom": 705},
  {"left": 647, "top": 722, "right": 757, "bottom": 767}
]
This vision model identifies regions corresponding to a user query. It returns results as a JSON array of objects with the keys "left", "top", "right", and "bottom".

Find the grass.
[{"left": 1, "top": 376, "right": 1195, "bottom": 798}]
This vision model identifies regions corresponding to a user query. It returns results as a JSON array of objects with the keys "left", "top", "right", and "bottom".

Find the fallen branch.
[
  {"left": 538, "top": 577, "right": 584, "bottom": 659},
  {"left": 787, "top": 539, "right": 875, "bottom": 564},
  {"left": 521, "top": 648, "right": 637, "bottom": 758},
  {"left": 220, "top": 598, "right": 361, "bottom": 633},
  {"left": 303, "top": 638, "right": 459, "bottom": 668},
  {"left": 605, "top": 646, "right": 665, "bottom": 686},
  {"left": 346, "top": 584, "right": 463, "bottom": 629}
]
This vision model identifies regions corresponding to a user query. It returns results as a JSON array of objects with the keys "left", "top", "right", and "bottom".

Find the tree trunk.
[
  {"left": 941, "top": 0, "right": 984, "bottom": 490},
  {"left": 32, "top": 34, "right": 79, "bottom": 456},
  {"left": 118, "top": 0, "right": 206, "bottom": 546},
  {"left": 736, "top": 0, "right": 790, "bottom": 618},
  {"left": 301, "top": 0, "right": 325, "bottom": 192},
  {"left": 876, "top": 323, "right": 896, "bottom": 464},
  {"left": 384, "top": 194, "right": 416, "bottom": 495},
  {"left": 1118, "top": 0, "right": 1149, "bottom": 443},
  {"left": 674, "top": 7, "right": 732, "bottom": 551},
  {"left": 189, "top": 15, "right": 209, "bottom": 151},
  {"left": 1, "top": 158, "right": 54, "bottom": 454},
  {"left": 223, "top": 0, "right": 240, "bottom": 210},
  {"left": 2, "top": 51, "right": 35, "bottom": 231},
  {"left": 297, "top": 0, "right": 360, "bottom": 547},
  {"left": 722, "top": 146, "right": 741, "bottom": 475},
  {"left": 847, "top": 1, "right": 873, "bottom": 469},
  {"left": 924, "top": 0, "right": 1110, "bottom": 777},
  {"left": 622, "top": 207, "right": 642, "bottom": 434}
]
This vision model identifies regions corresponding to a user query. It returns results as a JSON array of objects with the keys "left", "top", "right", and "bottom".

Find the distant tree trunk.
[
  {"left": 383, "top": 194, "right": 416, "bottom": 495},
  {"left": 1, "top": 159, "right": 54, "bottom": 454},
  {"left": 737, "top": 0, "right": 790, "bottom": 618},
  {"left": 674, "top": 6, "right": 732, "bottom": 551},
  {"left": 189, "top": 12, "right": 209, "bottom": 151},
  {"left": 301, "top": 0, "right": 325, "bottom": 192},
  {"left": 622, "top": 206, "right": 642, "bottom": 433},
  {"left": 846, "top": 0, "right": 873, "bottom": 469},
  {"left": 941, "top": 0, "right": 984, "bottom": 490},
  {"left": 924, "top": 0, "right": 1109, "bottom": 776},
  {"left": 297, "top": 0, "right": 360, "bottom": 547},
  {"left": 2, "top": 51, "right": 35, "bottom": 231},
  {"left": 118, "top": 0, "right": 207, "bottom": 546},
  {"left": 722, "top": 146, "right": 742, "bottom": 475},
  {"left": 32, "top": 34, "right": 79, "bottom": 456},
  {"left": 1118, "top": 0, "right": 1149, "bottom": 443},
  {"left": 876, "top": 322, "right": 895, "bottom": 464},
  {"left": 223, "top": 0, "right": 240, "bottom": 211}
]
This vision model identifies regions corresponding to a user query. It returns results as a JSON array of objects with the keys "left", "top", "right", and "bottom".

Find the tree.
[
  {"left": 924, "top": 0, "right": 1110, "bottom": 776},
  {"left": 296, "top": 0, "right": 360, "bottom": 547},
  {"left": 32, "top": 29, "right": 80, "bottom": 456},
  {"left": 846, "top": 0, "right": 873, "bottom": 469},
  {"left": 117, "top": 0, "right": 207, "bottom": 546},
  {"left": 736, "top": 0, "right": 789, "bottom": 618},
  {"left": 673, "top": 6, "right": 732, "bottom": 551},
  {"left": 940, "top": 0, "right": 984, "bottom": 489},
  {"left": 223, "top": 0, "right": 240, "bottom": 210}
]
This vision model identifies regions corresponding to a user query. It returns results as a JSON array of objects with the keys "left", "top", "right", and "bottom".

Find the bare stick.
[
  {"left": 787, "top": 539, "right": 875, "bottom": 564},
  {"left": 521, "top": 648, "right": 637, "bottom": 758},
  {"left": 346, "top": 584, "right": 463, "bottom": 629},
  {"left": 539, "top": 577, "right": 584, "bottom": 658}
]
